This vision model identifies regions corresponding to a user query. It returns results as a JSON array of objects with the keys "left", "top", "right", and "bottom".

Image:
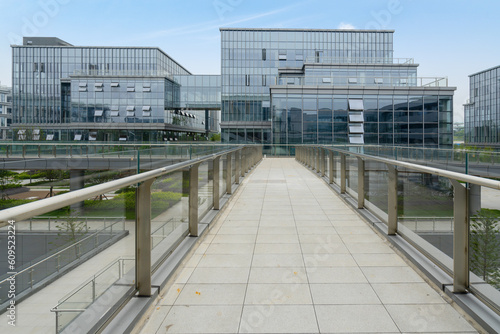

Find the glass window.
[{"left": 348, "top": 99, "right": 364, "bottom": 110}]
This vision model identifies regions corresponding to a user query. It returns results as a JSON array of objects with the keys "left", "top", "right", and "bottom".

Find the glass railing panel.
[
  {"left": 398, "top": 168, "right": 454, "bottom": 258},
  {"left": 346, "top": 155, "right": 358, "bottom": 197},
  {"left": 469, "top": 186, "right": 500, "bottom": 310},
  {"left": 220, "top": 155, "right": 227, "bottom": 198},
  {"left": 198, "top": 161, "right": 214, "bottom": 220},
  {"left": 333, "top": 151, "right": 340, "bottom": 185},
  {"left": 150, "top": 170, "right": 188, "bottom": 270},
  {"left": 364, "top": 160, "right": 389, "bottom": 218}
]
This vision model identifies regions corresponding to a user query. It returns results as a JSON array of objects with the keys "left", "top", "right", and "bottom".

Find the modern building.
[
  {"left": 11, "top": 37, "right": 220, "bottom": 142},
  {"left": 0, "top": 85, "right": 12, "bottom": 140},
  {"left": 220, "top": 28, "right": 455, "bottom": 148},
  {"left": 10, "top": 30, "right": 455, "bottom": 147},
  {"left": 464, "top": 65, "right": 500, "bottom": 148}
]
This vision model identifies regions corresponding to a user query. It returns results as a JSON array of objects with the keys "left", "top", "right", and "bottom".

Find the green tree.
[
  {"left": 470, "top": 209, "right": 500, "bottom": 289},
  {"left": 0, "top": 170, "right": 21, "bottom": 200}
]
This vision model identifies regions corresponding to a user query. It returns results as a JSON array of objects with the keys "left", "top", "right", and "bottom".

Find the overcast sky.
[{"left": 0, "top": 0, "right": 499, "bottom": 123}]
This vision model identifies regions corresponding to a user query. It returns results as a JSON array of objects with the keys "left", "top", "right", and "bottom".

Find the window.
[
  {"left": 40, "top": 63, "right": 45, "bottom": 73},
  {"left": 348, "top": 99, "right": 364, "bottom": 111},
  {"left": 349, "top": 124, "right": 364, "bottom": 133},
  {"left": 349, "top": 134, "right": 364, "bottom": 144},
  {"left": 119, "top": 135, "right": 127, "bottom": 141},
  {"left": 348, "top": 78, "right": 358, "bottom": 84},
  {"left": 143, "top": 87, "right": 151, "bottom": 92},
  {"left": 33, "top": 63, "right": 38, "bottom": 72},
  {"left": 142, "top": 106, "right": 151, "bottom": 116},
  {"left": 127, "top": 87, "right": 135, "bottom": 92},
  {"left": 245, "top": 75, "right": 250, "bottom": 86},
  {"left": 110, "top": 110, "right": 119, "bottom": 117},
  {"left": 79, "top": 82, "right": 87, "bottom": 87},
  {"left": 278, "top": 54, "right": 287, "bottom": 61},
  {"left": 374, "top": 78, "right": 383, "bottom": 84},
  {"left": 348, "top": 112, "right": 364, "bottom": 122},
  {"left": 94, "top": 110, "right": 104, "bottom": 117},
  {"left": 322, "top": 78, "right": 332, "bottom": 83},
  {"left": 74, "top": 134, "right": 82, "bottom": 141},
  {"left": 262, "top": 75, "right": 266, "bottom": 86},
  {"left": 126, "top": 106, "right": 135, "bottom": 111},
  {"left": 111, "top": 82, "right": 119, "bottom": 87},
  {"left": 262, "top": 49, "right": 266, "bottom": 61},
  {"left": 46, "top": 134, "right": 54, "bottom": 141},
  {"left": 89, "top": 132, "right": 97, "bottom": 141},
  {"left": 126, "top": 111, "right": 135, "bottom": 117}
]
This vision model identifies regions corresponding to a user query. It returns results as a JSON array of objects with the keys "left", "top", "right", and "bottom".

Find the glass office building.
[
  {"left": 220, "top": 28, "right": 454, "bottom": 147},
  {"left": 464, "top": 65, "right": 500, "bottom": 147},
  {"left": 11, "top": 37, "right": 220, "bottom": 142},
  {"left": 0, "top": 85, "right": 12, "bottom": 140}
]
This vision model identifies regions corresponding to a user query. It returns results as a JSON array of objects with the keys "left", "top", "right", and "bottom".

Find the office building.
[
  {"left": 11, "top": 30, "right": 454, "bottom": 147},
  {"left": 464, "top": 65, "right": 500, "bottom": 148},
  {"left": 0, "top": 85, "right": 12, "bottom": 140},
  {"left": 220, "top": 28, "right": 454, "bottom": 147},
  {"left": 11, "top": 37, "right": 220, "bottom": 142}
]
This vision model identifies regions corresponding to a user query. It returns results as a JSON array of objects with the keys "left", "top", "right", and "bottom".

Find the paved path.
[{"left": 139, "top": 158, "right": 479, "bottom": 334}]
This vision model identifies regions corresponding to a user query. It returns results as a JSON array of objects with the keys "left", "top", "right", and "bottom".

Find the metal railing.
[
  {"left": 0, "top": 216, "right": 123, "bottom": 231},
  {"left": 275, "top": 75, "right": 448, "bottom": 87},
  {"left": 0, "top": 218, "right": 126, "bottom": 309},
  {"left": 0, "top": 144, "right": 262, "bottom": 332},
  {"left": 304, "top": 56, "right": 414, "bottom": 64},
  {"left": 296, "top": 145, "right": 500, "bottom": 314},
  {"left": 51, "top": 257, "right": 134, "bottom": 333}
]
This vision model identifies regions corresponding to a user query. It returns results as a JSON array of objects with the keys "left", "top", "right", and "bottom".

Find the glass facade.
[
  {"left": 464, "top": 65, "right": 500, "bottom": 146},
  {"left": 11, "top": 37, "right": 219, "bottom": 142},
  {"left": 220, "top": 28, "right": 454, "bottom": 147},
  {"left": 0, "top": 86, "right": 12, "bottom": 140}
]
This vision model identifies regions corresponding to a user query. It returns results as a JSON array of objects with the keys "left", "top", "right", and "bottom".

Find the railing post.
[
  {"left": 387, "top": 164, "right": 398, "bottom": 235},
  {"left": 329, "top": 151, "right": 334, "bottom": 184},
  {"left": 316, "top": 148, "right": 320, "bottom": 172},
  {"left": 189, "top": 163, "right": 200, "bottom": 237},
  {"left": 340, "top": 153, "right": 346, "bottom": 193},
  {"left": 213, "top": 156, "right": 220, "bottom": 210},
  {"left": 136, "top": 178, "right": 154, "bottom": 297},
  {"left": 450, "top": 179, "right": 469, "bottom": 293},
  {"left": 357, "top": 157, "right": 365, "bottom": 209},
  {"left": 226, "top": 153, "right": 232, "bottom": 195},
  {"left": 235, "top": 150, "right": 241, "bottom": 184}
]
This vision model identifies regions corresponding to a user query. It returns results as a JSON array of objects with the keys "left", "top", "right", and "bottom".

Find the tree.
[
  {"left": 0, "top": 170, "right": 21, "bottom": 200},
  {"left": 470, "top": 209, "right": 500, "bottom": 289}
]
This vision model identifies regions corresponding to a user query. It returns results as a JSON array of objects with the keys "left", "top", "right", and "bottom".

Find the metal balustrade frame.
[
  {"left": 296, "top": 145, "right": 500, "bottom": 333},
  {"left": 0, "top": 145, "right": 263, "bottom": 333}
]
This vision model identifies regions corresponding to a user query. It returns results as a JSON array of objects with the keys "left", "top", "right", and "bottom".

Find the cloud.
[{"left": 338, "top": 22, "right": 356, "bottom": 30}]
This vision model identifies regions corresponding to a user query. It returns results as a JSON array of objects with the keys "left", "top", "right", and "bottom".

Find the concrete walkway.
[{"left": 140, "top": 158, "right": 479, "bottom": 334}]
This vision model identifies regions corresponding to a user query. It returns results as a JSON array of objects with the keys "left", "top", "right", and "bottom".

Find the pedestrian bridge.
[{"left": 0, "top": 145, "right": 499, "bottom": 333}]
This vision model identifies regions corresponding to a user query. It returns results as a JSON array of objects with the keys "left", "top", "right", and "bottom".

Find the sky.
[{"left": 0, "top": 0, "right": 499, "bottom": 124}]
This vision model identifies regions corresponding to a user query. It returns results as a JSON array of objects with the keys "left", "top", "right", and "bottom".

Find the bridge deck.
[{"left": 139, "top": 158, "right": 478, "bottom": 334}]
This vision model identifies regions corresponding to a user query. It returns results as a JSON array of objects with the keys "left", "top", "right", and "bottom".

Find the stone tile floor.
[{"left": 140, "top": 158, "right": 480, "bottom": 334}]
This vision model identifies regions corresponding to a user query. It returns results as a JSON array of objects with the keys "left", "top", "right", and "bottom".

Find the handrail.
[
  {"left": 0, "top": 218, "right": 124, "bottom": 285},
  {"left": 326, "top": 146, "right": 500, "bottom": 190},
  {"left": 0, "top": 146, "right": 244, "bottom": 225},
  {"left": 51, "top": 257, "right": 134, "bottom": 311}
]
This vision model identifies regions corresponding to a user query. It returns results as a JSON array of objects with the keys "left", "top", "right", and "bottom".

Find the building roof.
[
  {"left": 220, "top": 27, "right": 395, "bottom": 33},
  {"left": 469, "top": 64, "right": 500, "bottom": 77}
]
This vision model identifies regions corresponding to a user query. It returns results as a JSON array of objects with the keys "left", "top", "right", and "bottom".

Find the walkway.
[{"left": 140, "top": 158, "right": 479, "bottom": 334}]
